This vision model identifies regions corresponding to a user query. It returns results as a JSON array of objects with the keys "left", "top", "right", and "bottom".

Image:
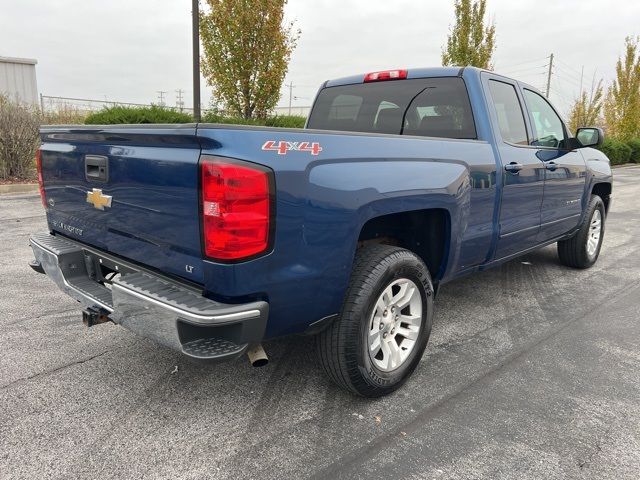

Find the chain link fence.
[
  {"left": 39, "top": 95, "right": 195, "bottom": 114},
  {"left": 40, "top": 95, "right": 311, "bottom": 118}
]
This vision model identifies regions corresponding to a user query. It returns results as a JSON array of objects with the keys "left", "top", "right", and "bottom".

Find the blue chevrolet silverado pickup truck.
[{"left": 30, "top": 67, "right": 612, "bottom": 397}]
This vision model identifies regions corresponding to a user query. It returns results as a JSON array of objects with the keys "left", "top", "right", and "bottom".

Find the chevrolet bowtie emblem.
[{"left": 86, "top": 188, "right": 112, "bottom": 210}]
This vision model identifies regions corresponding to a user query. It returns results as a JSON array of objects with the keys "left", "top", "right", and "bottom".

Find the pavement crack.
[
  {"left": 0, "top": 350, "right": 111, "bottom": 390},
  {"left": 310, "top": 279, "right": 640, "bottom": 479},
  {"left": 578, "top": 426, "right": 611, "bottom": 469},
  {"left": 3, "top": 214, "right": 46, "bottom": 222},
  {"left": 578, "top": 443, "right": 602, "bottom": 469},
  {"left": 6, "top": 307, "right": 78, "bottom": 326}
]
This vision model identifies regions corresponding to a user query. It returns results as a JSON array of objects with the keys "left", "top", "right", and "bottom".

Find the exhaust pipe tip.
[{"left": 247, "top": 344, "right": 268, "bottom": 367}]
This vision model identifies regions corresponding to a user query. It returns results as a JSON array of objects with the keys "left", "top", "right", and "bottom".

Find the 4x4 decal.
[{"left": 262, "top": 140, "right": 323, "bottom": 156}]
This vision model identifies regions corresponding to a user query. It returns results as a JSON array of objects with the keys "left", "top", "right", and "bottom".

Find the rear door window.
[
  {"left": 487, "top": 80, "right": 529, "bottom": 145},
  {"left": 307, "top": 77, "right": 476, "bottom": 139}
]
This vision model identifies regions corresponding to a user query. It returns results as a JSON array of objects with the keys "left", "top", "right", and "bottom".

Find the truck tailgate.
[{"left": 39, "top": 125, "right": 205, "bottom": 284}]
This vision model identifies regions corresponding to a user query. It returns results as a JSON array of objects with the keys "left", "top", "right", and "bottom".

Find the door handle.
[
  {"left": 545, "top": 161, "right": 558, "bottom": 171},
  {"left": 85, "top": 155, "right": 109, "bottom": 182},
  {"left": 504, "top": 162, "right": 523, "bottom": 174}
]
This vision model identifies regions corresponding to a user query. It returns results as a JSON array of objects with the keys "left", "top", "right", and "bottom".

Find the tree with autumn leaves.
[
  {"left": 568, "top": 37, "right": 640, "bottom": 141},
  {"left": 603, "top": 37, "right": 640, "bottom": 141},
  {"left": 567, "top": 79, "right": 604, "bottom": 134},
  {"left": 564, "top": 36, "right": 640, "bottom": 164},
  {"left": 199, "top": 0, "right": 300, "bottom": 119},
  {"left": 442, "top": 0, "right": 496, "bottom": 70}
]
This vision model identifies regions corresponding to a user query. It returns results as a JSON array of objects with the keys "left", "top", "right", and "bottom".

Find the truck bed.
[{"left": 39, "top": 123, "right": 495, "bottom": 337}]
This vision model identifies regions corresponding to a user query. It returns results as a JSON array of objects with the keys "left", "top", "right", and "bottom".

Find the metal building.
[{"left": 0, "top": 56, "right": 39, "bottom": 105}]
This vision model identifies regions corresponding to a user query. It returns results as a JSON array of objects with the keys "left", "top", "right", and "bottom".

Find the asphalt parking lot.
[{"left": 1, "top": 166, "right": 639, "bottom": 480}]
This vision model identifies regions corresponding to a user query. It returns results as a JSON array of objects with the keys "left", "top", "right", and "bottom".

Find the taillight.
[
  {"left": 201, "top": 156, "right": 272, "bottom": 261},
  {"left": 364, "top": 69, "right": 408, "bottom": 82},
  {"left": 35, "top": 149, "right": 47, "bottom": 208}
]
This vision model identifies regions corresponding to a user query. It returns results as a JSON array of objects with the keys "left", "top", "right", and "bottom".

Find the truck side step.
[{"left": 181, "top": 338, "right": 246, "bottom": 360}]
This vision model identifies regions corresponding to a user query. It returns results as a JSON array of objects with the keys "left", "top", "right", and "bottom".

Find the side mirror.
[{"left": 576, "top": 127, "right": 604, "bottom": 148}]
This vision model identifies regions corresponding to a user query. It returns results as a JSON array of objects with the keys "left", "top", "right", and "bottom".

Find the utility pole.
[
  {"left": 545, "top": 53, "right": 554, "bottom": 98},
  {"left": 287, "top": 82, "right": 294, "bottom": 115},
  {"left": 176, "top": 89, "right": 185, "bottom": 111},
  {"left": 191, "top": 0, "right": 201, "bottom": 122},
  {"left": 157, "top": 90, "right": 167, "bottom": 107}
]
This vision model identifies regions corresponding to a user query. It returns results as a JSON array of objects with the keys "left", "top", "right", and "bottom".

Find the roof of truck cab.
[
  {"left": 324, "top": 67, "right": 476, "bottom": 88},
  {"left": 322, "top": 66, "right": 547, "bottom": 98}
]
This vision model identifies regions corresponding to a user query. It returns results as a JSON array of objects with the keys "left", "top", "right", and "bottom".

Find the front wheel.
[
  {"left": 557, "top": 195, "right": 606, "bottom": 269},
  {"left": 316, "top": 244, "right": 433, "bottom": 397}
]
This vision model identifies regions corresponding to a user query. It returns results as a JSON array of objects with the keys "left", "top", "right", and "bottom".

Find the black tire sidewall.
[{"left": 354, "top": 254, "right": 433, "bottom": 392}]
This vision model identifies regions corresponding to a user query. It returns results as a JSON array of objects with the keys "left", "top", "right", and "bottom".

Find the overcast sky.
[{"left": 2, "top": 0, "right": 639, "bottom": 117}]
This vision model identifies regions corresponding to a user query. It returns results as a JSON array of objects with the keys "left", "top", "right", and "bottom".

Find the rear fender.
[{"left": 304, "top": 159, "right": 470, "bottom": 310}]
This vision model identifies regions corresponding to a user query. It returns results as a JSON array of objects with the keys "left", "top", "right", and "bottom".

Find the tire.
[
  {"left": 316, "top": 244, "right": 434, "bottom": 397},
  {"left": 557, "top": 195, "right": 606, "bottom": 269}
]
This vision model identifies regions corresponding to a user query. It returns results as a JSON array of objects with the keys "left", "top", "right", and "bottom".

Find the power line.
[
  {"left": 497, "top": 56, "right": 549, "bottom": 71},
  {"left": 550, "top": 75, "right": 577, "bottom": 118},
  {"left": 553, "top": 70, "right": 583, "bottom": 94},
  {"left": 553, "top": 64, "right": 583, "bottom": 85},
  {"left": 554, "top": 57, "right": 584, "bottom": 76},
  {"left": 555, "top": 58, "right": 599, "bottom": 92},
  {"left": 499, "top": 64, "right": 547, "bottom": 76}
]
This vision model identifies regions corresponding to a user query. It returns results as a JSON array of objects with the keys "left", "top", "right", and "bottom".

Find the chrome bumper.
[{"left": 29, "top": 232, "right": 268, "bottom": 361}]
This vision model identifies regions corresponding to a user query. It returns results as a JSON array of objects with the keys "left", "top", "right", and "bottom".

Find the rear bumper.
[{"left": 29, "top": 232, "right": 268, "bottom": 361}]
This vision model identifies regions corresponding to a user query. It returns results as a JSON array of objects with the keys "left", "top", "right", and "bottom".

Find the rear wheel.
[
  {"left": 557, "top": 195, "right": 605, "bottom": 269},
  {"left": 316, "top": 244, "right": 433, "bottom": 397}
]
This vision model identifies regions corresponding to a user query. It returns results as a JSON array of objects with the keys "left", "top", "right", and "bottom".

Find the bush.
[
  {"left": 84, "top": 105, "right": 193, "bottom": 125},
  {"left": 43, "top": 104, "right": 88, "bottom": 125},
  {"left": 264, "top": 115, "right": 306, "bottom": 128},
  {"left": 0, "top": 96, "right": 40, "bottom": 180},
  {"left": 626, "top": 139, "right": 640, "bottom": 163},
  {"left": 201, "top": 112, "right": 306, "bottom": 128},
  {"left": 598, "top": 138, "right": 632, "bottom": 165},
  {"left": 83, "top": 105, "right": 306, "bottom": 128}
]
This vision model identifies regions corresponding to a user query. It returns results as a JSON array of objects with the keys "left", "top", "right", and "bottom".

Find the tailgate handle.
[{"left": 85, "top": 155, "right": 109, "bottom": 182}]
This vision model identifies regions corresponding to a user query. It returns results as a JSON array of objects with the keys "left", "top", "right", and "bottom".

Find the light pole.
[{"left": 192, "top": 0, "right": 201, "bottom": 122}]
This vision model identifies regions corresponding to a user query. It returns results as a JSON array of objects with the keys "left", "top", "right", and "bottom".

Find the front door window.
[{"left": 523, "top": 89, "right": 567, "bottom": 149}]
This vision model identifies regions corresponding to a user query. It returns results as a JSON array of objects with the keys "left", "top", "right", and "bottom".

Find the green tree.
[
  {"left": 604, "top": 36, "right": 640, "bottom": 140},
  {"left": 568, "top": 79, "right": 604, "bottom": 134},
  {"left": 442, "top": 0, "right": 496, "bottom": 69},
  {"left": 200, "top": 0, "right": 300, "bottom": 119}
]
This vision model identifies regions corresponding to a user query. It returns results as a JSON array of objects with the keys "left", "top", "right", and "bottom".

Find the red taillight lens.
[
  {"left": 364, "top": 69, "right": 408, "bottom": 82},
  {"left": 35, "top": 149, "right": 47, "bottom": 208},
  {"left": 201, "top": 157, "right": 272, "bottom": 261}
]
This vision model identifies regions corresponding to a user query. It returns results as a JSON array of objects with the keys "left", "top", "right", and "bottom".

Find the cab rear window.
[{"left": 307, "top": 77, "right": 476, "bottom": 140}]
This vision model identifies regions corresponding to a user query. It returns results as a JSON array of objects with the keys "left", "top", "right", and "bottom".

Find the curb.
[{"left": 0, "top": 183, "right": 39, "bottom": 195}]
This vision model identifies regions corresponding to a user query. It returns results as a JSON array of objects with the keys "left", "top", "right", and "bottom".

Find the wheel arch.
[
  {"left": 591, "top": 182, "right": 612, "bottom": 214},
  {"left": 356, "top": 208, "right": 451, "bottom": 282}
]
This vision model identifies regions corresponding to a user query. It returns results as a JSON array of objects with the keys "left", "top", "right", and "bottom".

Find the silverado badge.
[{"left": 86, "top": 188, "right": 112, "bottom": 210}]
